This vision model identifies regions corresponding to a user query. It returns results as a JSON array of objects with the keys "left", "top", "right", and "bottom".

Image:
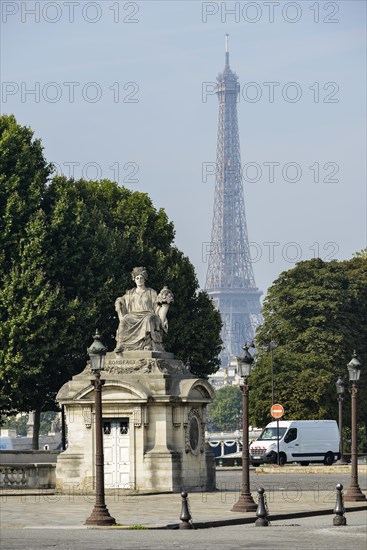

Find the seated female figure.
[{"left": 114, "top": 266, "right": 173, "bottom": 352}]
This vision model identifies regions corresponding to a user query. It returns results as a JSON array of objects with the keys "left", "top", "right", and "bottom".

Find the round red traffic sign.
[{"left": 270, "top": 403, "right": 284, "bottom": 419}]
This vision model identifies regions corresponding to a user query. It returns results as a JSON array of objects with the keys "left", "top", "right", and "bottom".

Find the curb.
[
  {"left": 164, "top": 504, "right": 367, "bottom": 530},
  {"left": 86, "top": 504, "right": 367, "bottom": 530}
]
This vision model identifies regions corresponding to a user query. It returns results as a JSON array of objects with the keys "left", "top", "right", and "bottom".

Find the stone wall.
[
  {"left": 0, "top": 450, "right": 60, "bottom": 464},
  {"left": 0, "top": 463, "right": 56, "bottom": 489}
]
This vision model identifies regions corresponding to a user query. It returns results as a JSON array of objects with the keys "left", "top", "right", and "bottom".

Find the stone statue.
[{"left": 114, "top": 267, "right": 174, "bottom": 353}]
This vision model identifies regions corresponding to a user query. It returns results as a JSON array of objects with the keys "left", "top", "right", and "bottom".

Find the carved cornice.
[{"left": 82, "top": 357, "right": 188, "bottom": 376}]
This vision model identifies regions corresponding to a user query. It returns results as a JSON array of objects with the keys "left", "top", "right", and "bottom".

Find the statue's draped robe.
[{"left": 115, "top": 288, "right": 164, "bottom": 351}]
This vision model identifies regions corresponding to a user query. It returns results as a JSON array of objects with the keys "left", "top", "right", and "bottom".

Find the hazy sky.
[{"left": 1, "top": 0, "right": 366, "bottom": 299}]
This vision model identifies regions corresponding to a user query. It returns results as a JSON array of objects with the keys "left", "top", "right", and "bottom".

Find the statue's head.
[{"left": 131, "top": 266, "right": 148, "bottom": 281}]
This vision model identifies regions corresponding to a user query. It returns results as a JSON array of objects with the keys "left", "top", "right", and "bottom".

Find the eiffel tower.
[{"left": 205, "top": 36, "right": 263, "bottom": 368}]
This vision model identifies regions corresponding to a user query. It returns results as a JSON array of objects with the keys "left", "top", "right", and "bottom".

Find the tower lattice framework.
[{"left": 205, "top": 37, "right": 262, "bottom": 368}]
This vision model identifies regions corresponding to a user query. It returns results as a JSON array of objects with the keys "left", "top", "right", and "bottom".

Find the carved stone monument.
[{"left": 56, "top": 268, "right": 216, "bottom": 493}]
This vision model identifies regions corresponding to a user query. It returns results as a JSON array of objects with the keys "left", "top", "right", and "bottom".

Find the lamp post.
[
  {"left": 85, "top": 330, "right": 116, "bottom": 526},
  {"left": 231, "top": 343, "right": 257, "bottom": 512},
  {"left": 344, "top": 351, "right": 366, "bottom": 502},
  {"left": 335, "top": 377, "right": 347, "bottom": 465},
  {"left": 269, "top": 338, "right": 277, "bottom": 406}
]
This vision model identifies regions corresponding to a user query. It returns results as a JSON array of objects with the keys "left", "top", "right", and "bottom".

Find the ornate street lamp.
[
  {"left": 231, "top": 343, "right": 257, "bottom": 512},
  {"left": 85, "top": 330, "right": 116, "bottom": 525},
  {"left": 344, "top": 351, "right": 366, "bottom": 502},
  {"left": 335, "top": 377, "right": 347, "bottom": 464}
]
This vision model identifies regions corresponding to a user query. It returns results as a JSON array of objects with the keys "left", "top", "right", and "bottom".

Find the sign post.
[{"left": 270, "top": 404, "right": 284, "bottom": 466}]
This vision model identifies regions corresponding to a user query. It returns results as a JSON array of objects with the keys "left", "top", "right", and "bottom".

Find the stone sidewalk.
[{"left": 1, "top": 486, "right": 366, "bottom": 529}]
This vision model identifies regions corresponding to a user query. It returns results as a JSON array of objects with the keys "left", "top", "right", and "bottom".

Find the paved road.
[
  {"left": 1, "top": 470, "right": 366, "bottom": 549},
  {"left": 217, "top": 469, "right": 367, "bottom": 493},
  {"left": 1, "top": 511, "right": 366, "bottom": 550}
]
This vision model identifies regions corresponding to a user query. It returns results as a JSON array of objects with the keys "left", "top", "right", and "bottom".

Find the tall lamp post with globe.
[
  {"left": 85, "top": 330, "right": 116, "bottom": 526},
  {"left": 344, "top": 351, "right": 366, "bottom": 502},
  {"left": 231, "top": 343, "right": 257, "bottom": 513}
]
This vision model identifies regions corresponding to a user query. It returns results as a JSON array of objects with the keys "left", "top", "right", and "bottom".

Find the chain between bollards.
[
  {"left": 333, "top": 483, "right": 347, "bottom": 526},
  {"left": 179, "top": 491, "right": 194, "bottom": 529},
  {"left": 255, "top": 487, "right": 270, "bottom": 526}
]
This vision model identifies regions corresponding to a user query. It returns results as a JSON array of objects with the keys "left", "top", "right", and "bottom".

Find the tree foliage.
[
  {"left": 42, "top": 176, "right": 222, "bottom": 376},
  {"left": 353, "top": 248, "right": 367, "bottom": 259},
  {"left": 250, "top": 258, "right": 367, "bottom": 442},
  {"left": 0, "top": 114, "right": 52, "bottom": 275},
  {"left": 208, "top": 385, "right": 242, "bottom": 432},
  {"left": 0, "top": 115, "right": 61, "bottom": 430},
  {"left": 0, "top": 116, "right": 222, "bottom": 447},
  {"left": 2, "top": 411, "right": 60, "bottom": 437}
]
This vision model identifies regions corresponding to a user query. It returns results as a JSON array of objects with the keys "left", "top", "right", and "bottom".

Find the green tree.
[
  {"left": 0, "top": 116, "right": 222, "bottom": 447},
  {"left": 0, "top": 114, "right": 52, "bottom": 276},
  {"left": 42, "top": 176, "right": 222, "bottom": 376},
  {"left": 208, "top": 385, "right": 242, "bottom": 431},
  {"left": 353, "top": 248, "right": 367, "bottom": 259},
  {"left": 250, "top": 259, "right": 367, "bottom": 436},
  {"left": 2, "top": 414, "right": 28, "bottom": 436},
  {"left": 2, "top": 411, "right": 59, "bottom": 437},
  {"left": 39, "top": 411, "right": 59, "bottom": 435},
  {"left": 0, "top": 208, "right": 80, "bottom": 447},
  {"left": 0, "top": 114, "right": 59, "bottom": 444}
]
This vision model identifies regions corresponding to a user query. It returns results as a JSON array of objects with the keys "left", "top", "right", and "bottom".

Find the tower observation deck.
[{"left": 205, "top": 36, "right": 263, "bottom": 368}]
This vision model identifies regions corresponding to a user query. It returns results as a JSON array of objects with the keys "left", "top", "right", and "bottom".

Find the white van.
[{"left": 249, "top": 420, "right": 340, "bottom": 466}]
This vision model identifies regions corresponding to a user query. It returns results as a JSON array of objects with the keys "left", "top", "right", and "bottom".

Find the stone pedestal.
[{"left": 56, "top": 351, "right": 216, "bottom": 493}]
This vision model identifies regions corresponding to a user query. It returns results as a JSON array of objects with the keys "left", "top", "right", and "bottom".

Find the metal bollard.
[
  {"left": 179, "top": 491, "right": 193, "bottom": 529},
  {"left": 333, "top": 483, "right": 347, "bottom": 526},
  {"left": 255, "top": 487, "right": 269, "bottom": 527}
]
